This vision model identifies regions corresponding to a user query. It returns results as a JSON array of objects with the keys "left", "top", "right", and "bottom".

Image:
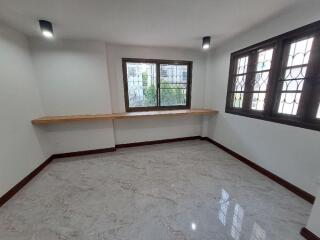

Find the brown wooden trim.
[
  {"left": 52, "top": 147, "right": 116, "bottom": 159},
  {"left": 0, "top": 136, "right": 202, "bottom": 207},
  {"left": 0, "top": 148, "right": 116, "bottom": 208},
  {"left": 226, "top": 20, "right": 320, "bottom": 132},
  {"left": 201, "top": 137, "right": 315, "bottom": 204},
  {"left": 301, "top": 227, "right": 320, "bottom": 240},
  {"left": 1, "top": 136, "right": 315, "bottom": 209},
  {"left": 116, "top": 136, "right": 201, "bottom": 148},
  {"left": 0, "top": 156, "right": 54, "bottom": 207},
  {"left": 122, "top": 58, "right": 193, "bottom": 112}
]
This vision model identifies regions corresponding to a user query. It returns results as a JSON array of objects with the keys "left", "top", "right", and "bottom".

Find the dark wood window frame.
[
  {"left": 226, "top": 20, "right": 320, "bottom": 131},
  {"left": 122, "top": 58, "right": 192, "bottom": 112}
]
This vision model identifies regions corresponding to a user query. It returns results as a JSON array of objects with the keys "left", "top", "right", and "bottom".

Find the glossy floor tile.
[{"left": 0, "top": 140, "right": 311, "bottom": 240}]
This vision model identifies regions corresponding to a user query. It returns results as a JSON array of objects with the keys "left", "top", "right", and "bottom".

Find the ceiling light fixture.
[
  {"left": 39, "top": 20, "right": 54, "bottom": 39},
  {"left": 202, "top": 36, "right": 211, "bottom": 50}
]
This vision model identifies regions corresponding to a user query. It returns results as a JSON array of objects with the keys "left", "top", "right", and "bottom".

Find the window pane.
[
  {"left": 235, "top": 75, "right": 246, "bottom": 91},
  {"left": 284, "top": 67, "right": 307, "bottom": 80},
  {"left": 317, "top": 104, "right": 320, "bottom": 119},
  {"left": 252, "top": 93, "right": 266, "bottom": 111},
  {"left": 256, "top": 48, "right": 273, "bottom": 71},
  {"left": 287, "top": 37, "right": 313, "bottom": 67},
  {"left": 231, "top": 56, "right": 249, "bottom": 109},
  {"left": 278, "top": 92, "right": 301, "bottom": 115},
  {"left": 232, "top": 93, "right": 244, "bottom": 108},
  {"left": 277, "top": 37, "right": 314, "bottom": 115},
  {"left": 160, "top": 64, "right": 188, "bottom": 106},
  {"left": 253, "top": 72, "right": 270, "bottom": 91},
  {"left": 251, "top": 48, "right": 273, "bottom": 111},
  {"left": 236, "top": 56, "right": 249, "bottom": 74},
  {"left": 282, "top": 79, "right": 304, "bottom": 91},
  {"left": 126, "top": 63, "right": 157, "bottom": 107}
]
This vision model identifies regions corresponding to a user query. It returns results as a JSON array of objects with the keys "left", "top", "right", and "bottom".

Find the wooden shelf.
[{"left": 31, "top": 109, "right": 217, "bottom": 125}]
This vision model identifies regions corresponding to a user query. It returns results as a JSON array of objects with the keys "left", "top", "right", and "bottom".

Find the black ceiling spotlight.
[
  {"left": 202, "top": 36, "right": 211, "bottom": 50},
  {"left": 39, "top": 20, "right": 54, "bottom": 38}
]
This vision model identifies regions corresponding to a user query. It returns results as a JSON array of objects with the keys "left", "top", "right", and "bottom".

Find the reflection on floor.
[{"left": 0, "top": 140, "right": 311, "bottom": 240}]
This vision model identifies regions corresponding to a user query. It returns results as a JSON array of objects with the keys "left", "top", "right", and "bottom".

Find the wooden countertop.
[{"left": 31, "top": 109, "right": 217, "bottom": 125}]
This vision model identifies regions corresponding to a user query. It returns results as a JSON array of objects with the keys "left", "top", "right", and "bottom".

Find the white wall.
[
  {"left": 204, "top": 0, "right": 320, "bottom": 196},
  {"left": 106, "top": 44, "right": 207, "bottom": 144},
  {"left": 0, "top": 23, "right": 48, "bottom": 197},
  {"left": 306, "top": 188, "right": 320, "bottom": 236},
  {"left": 30, "top": 39, "right": 115, "bottom": 153},
  {"left": 29, "top": 41, "right": 207, "bottom": 150}
]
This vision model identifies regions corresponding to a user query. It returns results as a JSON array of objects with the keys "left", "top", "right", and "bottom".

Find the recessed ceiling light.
[
  {"left": 39, "top": 20, "right": 54, "bottom": 39},
  {"left": 202, "top": 36, "right": 211, "bottom": 50}
]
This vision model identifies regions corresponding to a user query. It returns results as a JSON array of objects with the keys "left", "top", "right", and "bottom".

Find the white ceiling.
[{"left": 0, "top": 0, "right": 300, "bottom": 49}]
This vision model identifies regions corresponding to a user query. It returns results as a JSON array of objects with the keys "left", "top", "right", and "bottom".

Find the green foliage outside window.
[{"left": 142, "top": 80, "right": 186, "bottom": 106}]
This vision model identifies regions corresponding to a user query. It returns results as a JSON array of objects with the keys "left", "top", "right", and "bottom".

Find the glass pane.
[
  {"left": 256, "top": 48, "right": 273, "bottom": 71},
  {"left": 126, "top": 63, "right": 157, "bottom": 107},
  {"left": 317, "top": 104, "right": 320, "bottom": 119},
  {"left": 236, "top": 56, "right": 249, "bottom": 74},
  {"left": 278, "top": 92, "right": 301, "bottom": 115},
  {"left": 277, "top": 38, "right": 313, "bottom": 115},
  {"left": 250, "top": 48, "right": 273, "bottom": 111},
  {"left": 160, "top": 64, "right": 188, "bottom": 106},
  {"left": 287, "top": 37, "right": 314, "bottom": 67},
  {"left": 253, "top": 72, "right": 269, "bottom": 91},
  {"left": 235, "top": 75, "right": 246, "bottom": 91},
  {"left": 232, "top": 93, "right": 244, "bottom": 108},
  {"left": 284, "top": 67, "right": 307, "bottom": 80},
  {"left": 251, "top": 92, "right": 266, "bottom": 111},
  {"left": 282, "top": 79, "right": 304, "bottom": 91}
]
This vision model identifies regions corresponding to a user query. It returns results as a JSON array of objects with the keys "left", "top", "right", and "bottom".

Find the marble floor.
[{"left": 0, "top": 140, "right": 311, "bottom": 240}]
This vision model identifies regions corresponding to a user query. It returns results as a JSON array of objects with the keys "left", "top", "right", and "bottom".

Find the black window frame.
[
  {"left": 226, "top": 20, "right": 320, "bottom": 131},
  {"left": 122, "top": 58, "right": 192, "bottom": 112}
]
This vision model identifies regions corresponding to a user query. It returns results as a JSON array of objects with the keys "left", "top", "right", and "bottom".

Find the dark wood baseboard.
[
  {"left": 0, "top": 156, "right": 54, "bottom": 207},
  {"left": 52, "top": 147, "right": 116, "bottom": 159},
  {"left": 301, "top": 227, "right": 320, "bottom": 240},
  {"left": 116, "top": 136, "right": 201, "bottom": 148},
  {"left": 1, "top": 136, "right": 315, "bottom": 208},
  {"left": 201, "top": 137, "right": 315, "bottom": 204},
  {"left": 0, "top": 136, "right": 200, "bottom": 207}
]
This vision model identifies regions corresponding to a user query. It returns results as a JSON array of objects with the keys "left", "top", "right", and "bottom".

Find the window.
[
  {"left": 226, "top": 20, "right": 320, "bottom": 131},
  {"left": 277, "top": 37, "right": 313, "bottom": 115},
  {"left": 231, "top": 56, "right": 249, "bottom": 108},
  {"left": 123, "top": 58, "right": 192, "bottom": 111},
  {"left": 251, "top": 48, "right": 273, "bottom": 111}
]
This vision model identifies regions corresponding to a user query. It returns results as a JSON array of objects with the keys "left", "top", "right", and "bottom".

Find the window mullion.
[
  {"left": 271, "top": 40, "right": 291, "bottom": 116},
  {"left": 226, "top": 56, "right": 237, "bottom": 110},
  {"left": 264, "top": 41, "right": 284, "bottom": 116},
  {"left": 156, "top": 63, "right": 161, "bottom": 107},
  {"left": 297, "top": 34, "right": 320, "bottom": 120},
  {"left": 242, "top": 52, "right": 257, "bottom": 110},
  {"left": 301, "top": 33, "right": 320, "bottom": 120}
]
